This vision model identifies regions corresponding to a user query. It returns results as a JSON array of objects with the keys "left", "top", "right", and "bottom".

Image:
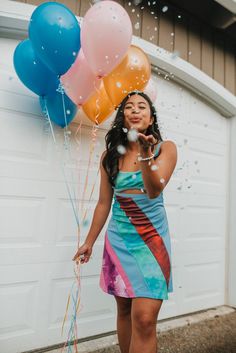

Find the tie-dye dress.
[{"left": 99, "top": 142, "right": 173, "bottom": 300}]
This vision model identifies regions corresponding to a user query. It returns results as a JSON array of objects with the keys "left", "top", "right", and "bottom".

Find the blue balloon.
[
  {"left": 13, "top": 39, "right": 58, "bottom": 96},
  {"left": 39, "top": 87, "right": 77, "bottom": 128},
  {"left": 29, "top": 2, "right": 81, "bottom": 75}
]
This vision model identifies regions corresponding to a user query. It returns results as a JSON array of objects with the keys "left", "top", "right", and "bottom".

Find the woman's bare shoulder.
[{"left": 160, "top": 140, "right": 177, "bottom": 150}]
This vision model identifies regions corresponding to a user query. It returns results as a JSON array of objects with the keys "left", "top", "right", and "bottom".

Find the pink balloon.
[
  {"left": 81, "top": 0, "right": 132, "bottom": 77},
  {"left": 60, "top": 49, "right": 101, "bottom": 106},
  {"left": 144, "top": 78, "right": 158, "bottom": 102}
]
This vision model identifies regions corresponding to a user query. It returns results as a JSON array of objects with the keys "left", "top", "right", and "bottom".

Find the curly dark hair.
[{"left": 102, "top": 91, "right": 163, "bottom": 186}]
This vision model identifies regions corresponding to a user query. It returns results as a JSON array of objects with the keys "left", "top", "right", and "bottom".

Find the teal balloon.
[
  {"left": 29, "top": 2, "right": 81, "bottom": 75},
  {"left": 39, "top": 88, "right": 77, "bottom": 128},
  {"left": 13, "top": 39, "right": 58, "bottom": 96}
]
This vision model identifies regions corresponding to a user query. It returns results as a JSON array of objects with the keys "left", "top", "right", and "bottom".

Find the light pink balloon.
[
  {"left": 60, "top": 49, "right": 101, "bottom": 106},
  {"left": 144, "top": 78, "right": 158, "bottom": 102},
  {"left": 81, "top": 0, "right": 132, "bottom": 77}
]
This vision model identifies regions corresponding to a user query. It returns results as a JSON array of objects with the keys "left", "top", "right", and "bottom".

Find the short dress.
[{"left": 99, "top": 141, "right": 173, "bottom": 300}]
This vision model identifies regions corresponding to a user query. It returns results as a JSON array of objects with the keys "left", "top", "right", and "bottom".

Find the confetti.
[
  {"left": 162, "top": 6, "right": 168, "bottom": 13},
  {"left": 127, "top": 128, "right": 138, "bottom": 142},
  {"left": 117, "top": 145, "right": 127, "bottom": 155}
]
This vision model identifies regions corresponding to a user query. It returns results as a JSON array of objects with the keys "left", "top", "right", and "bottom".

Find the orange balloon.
[
  {"left": 103, "top": 45, "right": 151, "bottom": 107},
  {"left": 82, "top": 81, "right": 114, "bottom": 124}
]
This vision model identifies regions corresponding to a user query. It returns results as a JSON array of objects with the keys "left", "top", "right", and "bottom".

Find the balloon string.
[
  {"left": 44, "top": 96, "right": 80, "bottom": 226},
  {"left": 74, "top": 117, "right": 83, "bottom": 246},
  {"left": 80, "top": 78, "right": 101, "bottom": 215},
  {"left": 81, "top": 167, "right": 100, "bottom": 223},
  {"left": 60, "top": 263, "right": 81, "bottom": 353},
  {"left": 59, "top": 84, "right": 82, "bottom": 352},
  {"left": 43, "top": 97, "right": 56, "bottom": 144},
  {"left": 59, "top": 83, "right": 79, "bottom": 213},
  {"left": 42, "top": 98, "right": 81, "bottom": 353},
  {"left": 62, "top": 165, "right": 80, "bottom": 227},
  {"left": 80, "top": 123, "right": 98, "bottom": 214}
]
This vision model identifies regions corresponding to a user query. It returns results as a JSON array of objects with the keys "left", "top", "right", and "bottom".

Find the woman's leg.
[
  {"left": 129, "top": 297, "right": 163, "bottom": 353},
  {"left": 115, "top": 296, "right": 132, "bottom": 353}
]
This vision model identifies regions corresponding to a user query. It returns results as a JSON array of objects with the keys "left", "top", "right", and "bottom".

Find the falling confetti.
[
  {"left": 160, "top": 178, "right": 165, "bottom": 183},
  {"left": 117, "top": 145, "right": 127, "bottom": 155},
  {"left": 151, "top": 165, "right": 158, "bottom": 171},
  {"left": 127, "top": 128, "right": 138, "bottom": 142},
  {"left": 133, "top": 0, "right": 142, "bottom": 5},
  {"left": 162, "top": 6, "right": 168, "bottom": 13}
]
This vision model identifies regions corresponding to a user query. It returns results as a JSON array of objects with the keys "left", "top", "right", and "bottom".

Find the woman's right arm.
[{"left": 72, "top": 151, "right": 113, "bottom": 263}]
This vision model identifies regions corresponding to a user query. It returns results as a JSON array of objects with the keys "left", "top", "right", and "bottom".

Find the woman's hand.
[
  {"left": 72, "top": 243, "right": 92, "bottom": 264},
  {"left": 137, "top": 133, "right": 157, "bottom": 151}
]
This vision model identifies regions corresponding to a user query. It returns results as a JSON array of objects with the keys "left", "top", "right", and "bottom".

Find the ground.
[{"left": 158, "top": 311, "right": 236, "bottom": 353}]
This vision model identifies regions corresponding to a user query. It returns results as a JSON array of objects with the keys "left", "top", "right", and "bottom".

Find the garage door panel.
[
  {"left": 189, "top": 94, "right": 227, "bottom": 141},
  {"left": 0, "top": 110, "right": 49, "bottom": 163},
  {"left": 0, "top": 196, "right": 45, "bottom": 246},
  {"left": 0, "top": 87, "right": 40, "bottom": 118},
  {"left": 182, "top": 293, "right": 224, "bottom": 314},
  {"left": 184, "top": 204, "right": 225, "bottom": 236},
  {"left": 156, "top": 79, "right": 189, "bottom": 120},
  {"left": 0, "top": 281, "right": 38, "bottom": 338}
]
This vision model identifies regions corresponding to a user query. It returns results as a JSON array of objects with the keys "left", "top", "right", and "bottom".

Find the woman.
[{"left": 73, "top": 90, "right": 177, "bottom": 353}]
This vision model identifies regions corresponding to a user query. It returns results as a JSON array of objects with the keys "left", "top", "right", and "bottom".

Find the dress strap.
[{"left": 154, "top": 141, "right": 163, "bottom": 158}]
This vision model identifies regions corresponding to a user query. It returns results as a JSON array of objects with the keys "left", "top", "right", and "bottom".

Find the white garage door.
[{"left": 0, "top": 37, "right": 229, "bottom": 353}]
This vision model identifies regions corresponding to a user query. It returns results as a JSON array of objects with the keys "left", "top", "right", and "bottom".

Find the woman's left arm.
[{"left": 139, "top": 139, "right": 177, "bottom": 199}]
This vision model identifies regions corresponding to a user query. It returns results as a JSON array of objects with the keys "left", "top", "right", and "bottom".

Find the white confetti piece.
[
  {"left": 127, "top": 128, "right": 138, "bottom": 142},
  {"left": 117, "top": 145, "right": 127, "bottom": 155}
]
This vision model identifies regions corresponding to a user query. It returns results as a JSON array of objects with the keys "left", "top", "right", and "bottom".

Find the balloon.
[
  {"left": 82, "top": 81, "right": 114, "bottom": 124},
  {"left": 13, "top": 39, "right": 58, "bottom": 96},
  {"left": 144, "top": 78, "right": 157, "bottom": 102},
  {"left": 29, "top": 2, "right": 81, "bottom": 75},
  {"left": 81, "top": 0, "right": 132, "bottom": 77},
  {"left": 40, "top": 88, "right": 77, "bottom": 128},
  {"left": 103, "top": 45, "right": 151, "bottom": 107},
  {"left": 60, "top": 50, "right": 101, "bottom": 106}
]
